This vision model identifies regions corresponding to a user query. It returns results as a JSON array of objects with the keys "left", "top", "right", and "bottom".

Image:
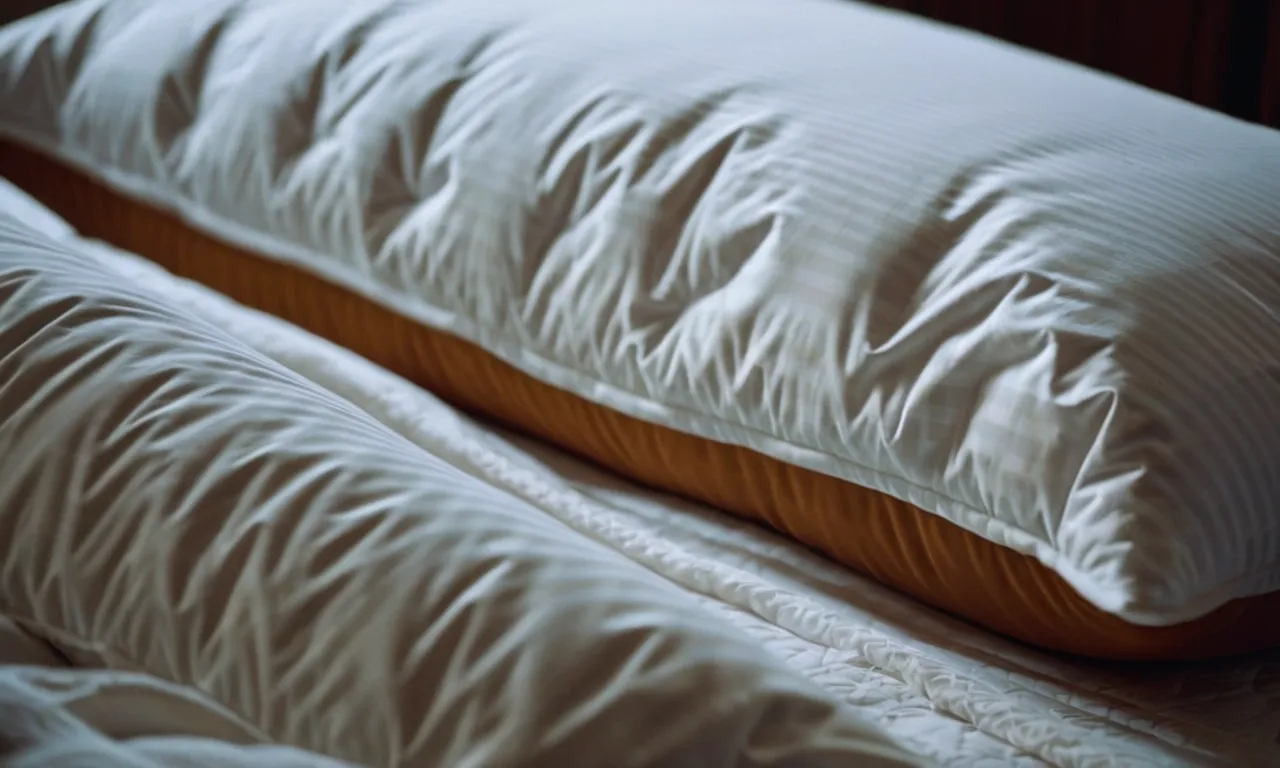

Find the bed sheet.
[
  {"left": 0, "top": 665, "right": 356, "bottom": 767},
  {"left": 6, "top": 178, "right": 1277, "bottom": 768},
  {"left": 0, "top": 543, "right": 352, "bottom": 766}
]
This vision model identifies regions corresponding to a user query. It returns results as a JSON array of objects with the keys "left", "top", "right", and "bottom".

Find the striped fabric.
[{"left": 1, "top": 0, "right": 1279, "bottom": 632}]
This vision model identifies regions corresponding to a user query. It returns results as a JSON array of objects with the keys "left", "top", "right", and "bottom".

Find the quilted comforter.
[{"left": 0, "top": 182, "right": 923, "bottom": 766}]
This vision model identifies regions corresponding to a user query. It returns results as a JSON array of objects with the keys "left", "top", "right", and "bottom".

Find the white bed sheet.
[
  {"left": 0, "top": 664, "right": 357, "bottom": 767},
  {"left": 7, "top": 179, "right": 1277, "bottom": 768}
]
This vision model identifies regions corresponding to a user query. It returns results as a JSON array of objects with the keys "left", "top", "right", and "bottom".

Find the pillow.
[
  {"left": 1, "top": 0, "right": 1279, "bottom": 660},
  {"left": 0, "top": 214, "right": 923, "bottom": 767}
]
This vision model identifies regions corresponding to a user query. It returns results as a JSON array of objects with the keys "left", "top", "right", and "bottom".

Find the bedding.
[
  {"left": 0, "top": 666, "right": 357, "bottom": 767},
  {"left": 24, "top": 181, "right": 1279, "bottom": 768},
  {"left": 1, "top": 0, "right": 1279, "bottom": 663},
  {"left": 0, "top": 188, "right": 925, "bottom": 767}
]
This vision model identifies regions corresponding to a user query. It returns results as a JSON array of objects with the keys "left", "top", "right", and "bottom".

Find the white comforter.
[
  {"left": 0, "top": 181, "right": 923, "bottom": 767},
  {"left": 0, "top": 618, "right": 353, "bottom": 767}
]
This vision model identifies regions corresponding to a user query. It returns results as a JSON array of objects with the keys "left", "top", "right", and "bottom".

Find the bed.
[
  {"left": 0, "top": 178, "right": 925, "bottom": 766},
  {"left": 1, "top": 1, "right": 1278, "bottom": 766}
]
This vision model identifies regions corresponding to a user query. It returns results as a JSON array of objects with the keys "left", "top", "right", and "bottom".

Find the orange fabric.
[{"left": 4, "top": 140, "right": 1277, "bottom": 662}]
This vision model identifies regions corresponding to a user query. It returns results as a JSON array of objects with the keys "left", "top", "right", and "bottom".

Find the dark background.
[
  {"left": 0, "top": 1, "right": 61, "bottom": 27},
  {"left": 865, "top": 0, "right": 1280, "bottom": 127}
]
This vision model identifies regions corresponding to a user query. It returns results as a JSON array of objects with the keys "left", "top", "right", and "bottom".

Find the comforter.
[{"left": 0, "top": 183, "right": 924, "bottom": 767}]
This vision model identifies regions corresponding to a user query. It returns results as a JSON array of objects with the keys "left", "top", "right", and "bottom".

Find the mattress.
[
  {"left": 3, "top": 0, "right": 1280, "bottom": 662},
  {"left": 3, "top": 178, "right": 1273, "bottom": 768}
]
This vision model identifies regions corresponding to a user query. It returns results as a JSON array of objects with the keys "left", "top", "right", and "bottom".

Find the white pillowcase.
[{"left": 1, "top": 0, "right": 1279, "bottom": 627}]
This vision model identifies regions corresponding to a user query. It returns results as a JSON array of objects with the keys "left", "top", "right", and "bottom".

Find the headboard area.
[
  {"left": 861, "top": 0, "right": 1280, "bottom": 128},
  {"left": 1265, "top": 5, "right": 1280, "bottom": 124}
]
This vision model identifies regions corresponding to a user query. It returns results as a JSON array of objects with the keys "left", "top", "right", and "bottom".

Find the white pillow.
[{"left": 1, "top": 0, "right": 1278, "bottom": 646}]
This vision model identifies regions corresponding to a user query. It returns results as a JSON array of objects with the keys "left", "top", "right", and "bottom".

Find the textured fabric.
[
  {"left": 0, "top": 212, "right": 926, "bottom": 767},
  {"left": 6, "top": 143, "right": 1279, "bottom": 664},
  {"left": 0, "top": 617, "right": 66, "bottom": 668},
  {"left": 2, "top": 0, "right": 1280, "bottom": 647},
  {"left": 58, "top": 184, "right": 1279, "bottom": 768},
  {"left": 0, "top": 665, "right": 357, "bottom": 767}
]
